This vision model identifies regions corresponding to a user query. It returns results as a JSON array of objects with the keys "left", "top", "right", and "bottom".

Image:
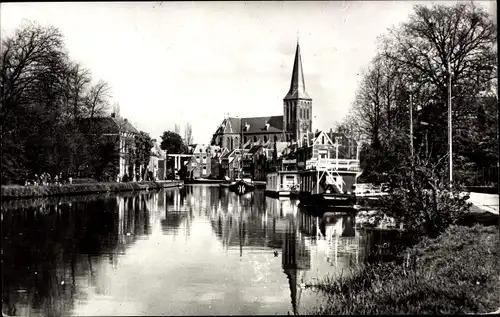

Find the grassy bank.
[
  {"left": 307, "top": 225, "right": 500, "bottom": 315},
  {"left": 1, "top": 181, "right": 181, "bottom": 200}
]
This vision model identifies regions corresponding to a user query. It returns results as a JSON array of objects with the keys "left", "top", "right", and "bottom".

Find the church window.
[
  {"left": 230, "top": 138, "right": 233, "bottom": 150},
  {"left": 274, "top": 135, "right": 278, "bottom": 142},
  {"left": 322, "top": 135, "right": 325, "bottom": 144},
  {"left": 264, "top": 136, "right": 268, "bottom": 142},
  {"left": 253, "top": 136, "right": 257, "bottom": 142},
  {"left": 244, "top": 136, "right": 247, "bottom": 143}
]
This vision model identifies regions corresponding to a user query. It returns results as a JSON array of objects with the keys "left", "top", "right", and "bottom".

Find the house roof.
[
  {"left": 116, "top": 118, "right": 139, "bottom": 134},
  {"left": 78, "top": 116, "right": 139, "bottom": 135},
  {"left": 249, "top": 145, "right": 262, "bottom": 155}
]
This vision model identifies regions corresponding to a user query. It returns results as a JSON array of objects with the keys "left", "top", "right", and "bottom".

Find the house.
[
  {"left": 294, "top": 130, "right": 361, "bottom": 194},
  {"left": 210, "top": 148, "right": 228, "bottom": 179},
  {"left": 77, "top": 114, "right": 139, "bottom": 181},
  {"left": 148, "top": 142, "right": 166, "bottom": 181},
  {"left": 241, "top": 145, "right": 268, "bottom": 181},
  {"left": 220, "top": 149, "right": 244, "bottom": 180},
  {"left": 186, "top": 144, "right": 221, "bottom": 179}
]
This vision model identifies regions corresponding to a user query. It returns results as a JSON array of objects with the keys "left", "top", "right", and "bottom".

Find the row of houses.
[{"left": 183, "top": 128, "right": 360, "bottom": 181}]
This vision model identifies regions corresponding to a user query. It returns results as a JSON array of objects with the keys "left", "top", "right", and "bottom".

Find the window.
[
  {"left": 322, "top": 135, "right": 325, "bottom": 144},
  {"left": 264, "top": 135, "right": 268, "bottom": 142},
  {"left": 253, "top": 136, "right": 257, "bottom": 142},
  {"left": 274, "top": 135, "right": 278, "bottom": 142},
  {"left": 244, "top": 136, "right": 247, "bottom": 143}
]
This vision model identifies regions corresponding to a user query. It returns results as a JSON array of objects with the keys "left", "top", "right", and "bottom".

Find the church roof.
[
  {"left": 284, "top": 41, "right": 311, "bottom": 100},
  {"left": 222, "top": 116, "right": 284, "bottom": 134}
]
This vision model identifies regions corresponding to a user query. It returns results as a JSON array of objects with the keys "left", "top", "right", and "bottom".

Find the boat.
[
  {"left": 229, "top": 173, "right": 255, "bottom": 195},
  {"left": 265, "top": 170, "right": 300, "bottom": 198},
  {"left": 219, "top": 176, "right": 236, "bottom": 188},
  {"left": 183, "top": 178, "right": 224, "bottom": 184}
]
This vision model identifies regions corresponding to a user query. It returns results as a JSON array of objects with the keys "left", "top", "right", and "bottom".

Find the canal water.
[{"left": 2, "top": 185, "right": 400, "bottom": 316}]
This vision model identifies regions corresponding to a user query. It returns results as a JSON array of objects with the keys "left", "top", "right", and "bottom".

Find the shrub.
[
  {"left": 307, "top": 225, "right": 499, "bottom": 315},
  {"left": 376, "top": 156, "right": 472, "bottom": 238},
  {"left": 1, "top": 181, "right": 174, "bottom": 199}
]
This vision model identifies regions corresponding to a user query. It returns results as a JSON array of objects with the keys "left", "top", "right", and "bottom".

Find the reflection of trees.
[
  {"left": 2, "top": 190, "right": 161, "bottom": 317},
  {"left": 2, "top": 198, "right": 119, "bottom": 316}
]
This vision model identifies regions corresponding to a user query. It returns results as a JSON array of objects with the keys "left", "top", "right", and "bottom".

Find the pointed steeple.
[{"left": 284, "top": 40, "right": 311, "bottom": 100}]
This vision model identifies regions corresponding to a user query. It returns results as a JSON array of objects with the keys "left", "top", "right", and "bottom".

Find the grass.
[
  {"left": 306, "top": 224, "right": 500, "bottom": 315},
  {"left": 1, "top": 181, "right": 180, "bottom": 199}
]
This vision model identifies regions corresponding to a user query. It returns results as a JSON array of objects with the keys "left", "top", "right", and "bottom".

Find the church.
[{"left": 211, "top": 40, "right": 313, "bottom": 150}]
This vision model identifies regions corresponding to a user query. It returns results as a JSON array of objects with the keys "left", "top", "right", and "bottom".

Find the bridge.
[{"left": 167, "top": 153, "right": 193, "bottom": 178}]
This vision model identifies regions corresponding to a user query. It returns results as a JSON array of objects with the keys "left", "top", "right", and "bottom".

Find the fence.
[{"left": 458, "top": 166, "right": 498, "bottom": 187}]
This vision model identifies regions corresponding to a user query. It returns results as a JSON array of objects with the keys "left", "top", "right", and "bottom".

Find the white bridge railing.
[{"left": 306, "top": 158, "right": 361, "bottom": 171}]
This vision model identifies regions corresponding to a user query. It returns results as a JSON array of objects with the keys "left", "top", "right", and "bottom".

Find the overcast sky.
[{"left": 1, "top": 1, "right": 495, "bottom": 143}]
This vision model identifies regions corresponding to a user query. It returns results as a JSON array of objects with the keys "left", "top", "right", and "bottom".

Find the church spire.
[{"left": 284, "top": 40, "right": 311, "bottom": 100}]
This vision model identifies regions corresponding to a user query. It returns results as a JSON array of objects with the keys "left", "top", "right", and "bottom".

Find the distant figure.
[
  {"left": 69, "top": 176, "right": 73, "bottom": 185},
  {"left": 274, "top": 250, "right": 279, "bottom": 257}
]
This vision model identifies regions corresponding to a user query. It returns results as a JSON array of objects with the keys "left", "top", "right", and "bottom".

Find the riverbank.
[
  {"left": 1, "top": 180, "right": 182, "bottom": 200},
  {"left": 307, "top": 224, "right": 500, "bottom": 315}
]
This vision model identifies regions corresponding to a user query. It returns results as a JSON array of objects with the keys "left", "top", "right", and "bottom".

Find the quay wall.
[{"left": 1, "top": 181, "right": 183, "bottom": 200}]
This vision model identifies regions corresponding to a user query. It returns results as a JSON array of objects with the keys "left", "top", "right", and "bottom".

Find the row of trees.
[
  {"left": 1, "top": 22, "right": 154, "bottom": 184},
  {"left": 338, "top": 2, "right": 497, "bottom": 237},
  {"left": 340, "top": 2, "right": 497, "bottom": 184}
]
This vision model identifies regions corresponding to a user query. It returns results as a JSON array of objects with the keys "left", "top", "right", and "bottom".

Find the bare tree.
[
  {"left": 66, "top": 62, "right": 91, "bottom": 120},
  {"left": 382, "top": 2, "right": 497, "bottom": 120},
  {"left": 1, "top": 22, "right": 66, "bottom": 131},
  {"left": 85, "top": 80, "right": 111, "bottom": 119}
]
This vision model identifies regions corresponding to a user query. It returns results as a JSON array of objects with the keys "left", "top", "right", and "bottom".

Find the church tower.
[{"left": 283, "top": 40, "right": 312, "bottom": 144}]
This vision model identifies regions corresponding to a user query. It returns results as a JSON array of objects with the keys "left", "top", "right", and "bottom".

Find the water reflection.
[{"left": 2, "top": 185, "right": 394, "bottom": 316}]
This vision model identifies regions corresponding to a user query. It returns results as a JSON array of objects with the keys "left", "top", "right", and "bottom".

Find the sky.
[{"left": 1, "top": 1, "right": 496, "bottom": 144}]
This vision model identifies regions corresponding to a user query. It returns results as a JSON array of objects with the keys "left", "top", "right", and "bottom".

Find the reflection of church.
[{"left": 282, "top": 218, "right": 311, "bottom": 315}]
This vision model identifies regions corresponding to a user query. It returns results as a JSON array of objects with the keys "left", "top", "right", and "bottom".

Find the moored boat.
[
  {"left": 265, "top": 171, "right": 300, "bottom": 198},
  {"left": 229, "top": 173, "right": 255, "bottom": 195},
  {"left": 183, "top": 178, "right": 224, "bottom": 184},
  {"left": 219, "top": 176, "right": 236, "bottom": 188}
]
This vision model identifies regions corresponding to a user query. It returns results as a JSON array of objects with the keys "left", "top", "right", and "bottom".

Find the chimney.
[{"left": 111, "top": 113, "right": 115, "bottom": 118}]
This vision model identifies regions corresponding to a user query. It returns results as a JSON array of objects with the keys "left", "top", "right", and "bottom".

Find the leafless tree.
[
  {"left": 65, "top": 62, "right": 91, "bottom": 120},
  {"left": 85, "top": 80, "right": 111, "bottom": 119}
]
